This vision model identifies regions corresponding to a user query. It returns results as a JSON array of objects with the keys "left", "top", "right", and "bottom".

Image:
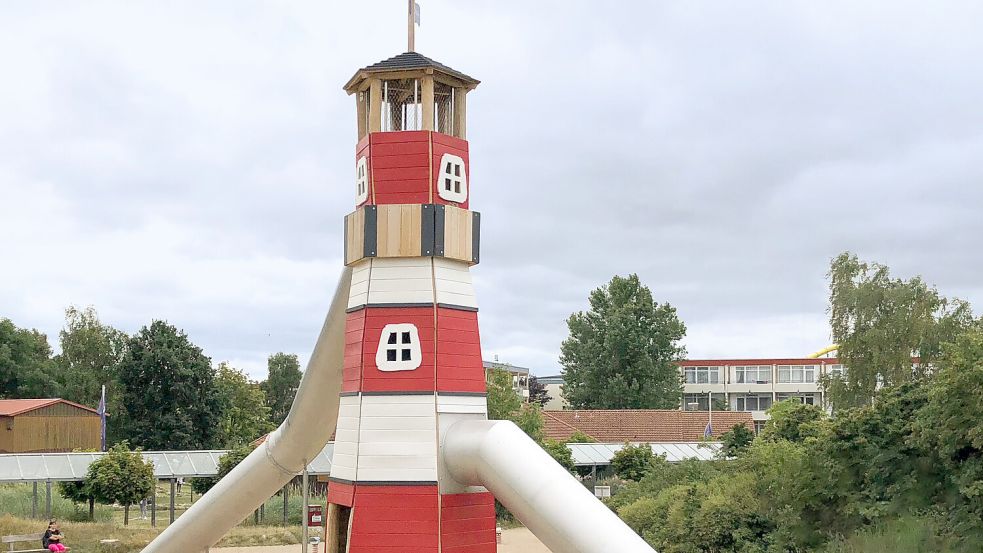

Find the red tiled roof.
[
  {"left": 543, "top": 409, "right": 753, "bottom": 443},
  {"left": 0, "top": 398, "right": 100, "bottom": 417}
]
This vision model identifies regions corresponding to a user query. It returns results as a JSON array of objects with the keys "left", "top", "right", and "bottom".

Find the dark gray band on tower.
[
  {"left": 421, "top": 203, "right": 436, "bottom": 256},
  {"left": 363, "top": 204, "right": 377, "bottom": 258},
  {"left": 433, "top": 204, "right": 445, "bottom": 256},
  {"left": 472, "top": 210, "right": 481, "bottom": 264}
]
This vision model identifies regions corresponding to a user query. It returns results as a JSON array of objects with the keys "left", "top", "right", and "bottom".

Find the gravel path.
[{"left": 212, "top": 527, "right": 551, "bottom": 552}]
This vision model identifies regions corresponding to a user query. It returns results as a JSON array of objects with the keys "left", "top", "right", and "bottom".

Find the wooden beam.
[
  {"left": 453, "top": 88, "right": 467, "bottom": 139},
  {"left": 368, "top": 79, "right": 382, "bottom": 133},
  {"left": 356, "top": 92, "right": 367, "bottom": 140},
  {"left": 325, "top": 503, "right": 341, "bottom": 553},
  {"left": 421, "top": 75, "right": 434, "bottom": 131}
]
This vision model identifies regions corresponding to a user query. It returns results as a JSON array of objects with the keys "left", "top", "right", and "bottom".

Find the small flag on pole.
[
  {"left": 414, "top": 2, "right": 421, "bottom": 25},
  {"left": 97, "top": 384, "right": 107, "bottom": 451},
  {"left": 704, "top": 420, "right": 713, "bottom": 439}
]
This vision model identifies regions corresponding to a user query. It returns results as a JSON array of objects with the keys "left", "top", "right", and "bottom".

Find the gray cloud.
[{"left": 1, "top": 1, "right": 981, "bottom": 379}]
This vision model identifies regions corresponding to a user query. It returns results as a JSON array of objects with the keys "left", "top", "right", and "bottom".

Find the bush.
[{"left": 611, "top": 443, "right": 657, "bottom": 481}]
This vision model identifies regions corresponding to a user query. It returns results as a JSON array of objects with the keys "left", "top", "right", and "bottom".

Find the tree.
[
  {"left": 719, "top": 423, "right": 755, "bottom": 458},
  {"left": 560, "top": 274, "right": 686, "bottom": 409},
  {"left": 262, "top": 353, "right": 302, "bottom": 425},
  {"left": 528, "top": 376, "right": 551, "bottom": 407},
  {"left": 58, "top": 479, "right": 97, "bottom": 520},
  {"left": 0, "top": 318, "right": 60, "bottom": 399},
  {"left": 542, "top": 439, "right": 576, "bottom": 473},
  {"left": 215, "top": 363, "right": 273, "bottom": 448},
  {"left": 117, "top": 321, "right": 223, "bottom": 450},
  {"left": 611, "top": 443, "right": 657, "bottom": 481},
  {"left": 566, "top": 431, "right": 597, "bottom": 443},
  {"left": 87, "top": 442, "right": 155, "bottom": 525},
  {"left": 759, "top": 400, "right": 825, "bottom": 443},
  {"left": 54, "top": 306, "right": 128, "bottom": 407},
  {"left": 192, "top": 444, "right": 255, "bottom": 494},
  {"left": 486, "top": 368, "right": 521, "bottom": 422},
  {"left": 826, "top": 252, "right": 973, "bottom": 409}
]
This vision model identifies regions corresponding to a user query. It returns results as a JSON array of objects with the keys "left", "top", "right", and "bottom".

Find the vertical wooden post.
[
  {"left": 45, "top": 481, "right": 52, "bottom": 519},
  {"left": 453, "top": 88, "right": 467, "bottom": 138},
  {"left": 421, "top": 75, "right": 434, "bottom": 131},
  {"left": 283, "top": 484, "right": 289, "bottom": 525},
  {"left": 32, "top": 482, "right": 38, "bottom": 519},
  {"left": 169, "top": 479, "right": 176, "bottom": 524},
  {"left": 151, "top": 483, "right": 157, "bottom": 528},
  {"left": 368, "top": 79, "right": 382, "bottom": 133},
  {"left": 302, "top": 466, "right": 310, "bottom": 553},
  {"left": 325, "top": 503, "right": 340, "bottom": 553},
  {"left": 356, "top": 92, "right": 367, "bottom": 140},
  {"left": 260, "top": 502, "right": 265, "bottom": 524},
  {"left": 407, "top": 0, "right": 415, "bottom": 52}
]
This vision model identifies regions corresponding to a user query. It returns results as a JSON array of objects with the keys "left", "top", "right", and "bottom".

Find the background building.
[
  {"left": 680, "top": 358, "right": 844, "bottom": 432},
  {"left": 0, "top": 398, "right": 101, "bottom": 453},
  {"left": 536, "top": 375, "right": 568, "bottom": 411},
  {"left": 483, "top": 360, "right": 531, "bottom": 399}
]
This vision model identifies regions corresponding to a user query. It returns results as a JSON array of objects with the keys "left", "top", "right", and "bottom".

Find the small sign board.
[{"left": 307, "top": 504, "right": 324, "bottom": 526}]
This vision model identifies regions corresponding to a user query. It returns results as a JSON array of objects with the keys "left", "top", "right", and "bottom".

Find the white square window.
[
  {"left": 355, "top": 156, "right": 368, "bottom": 205},
  {"left": 437, "top": 153, "right": 467, "bottom": 203},
  {"left": 375, "top": 323, "right": 422, "bottom": 372}
]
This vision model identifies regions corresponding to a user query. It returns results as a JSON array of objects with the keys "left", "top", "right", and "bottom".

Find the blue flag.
[{"left": 704, "top": 421, "right": 713, "bottom": 439}]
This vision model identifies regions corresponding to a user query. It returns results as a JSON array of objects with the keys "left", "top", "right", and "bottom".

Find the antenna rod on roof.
[{"left": 407, "top": 0, "right": 415, "bottom": 52}]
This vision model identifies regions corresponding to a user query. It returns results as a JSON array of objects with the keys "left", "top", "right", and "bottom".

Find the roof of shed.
[{"left": 0, "top": 398, "right": 99, "bottom": 417}]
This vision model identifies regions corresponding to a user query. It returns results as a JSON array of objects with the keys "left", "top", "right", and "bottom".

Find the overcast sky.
[{"left": 2, "top": 1, "right": 981, "bottom": 380}]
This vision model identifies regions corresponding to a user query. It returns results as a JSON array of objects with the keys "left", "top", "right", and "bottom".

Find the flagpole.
[
  {"left": 708, "top": 390, "right": 713, "bottom": 438},
  {"left": 99, "top": 384, "right": 107, "bottom": 452},
  {"left": 408, "top": 0, "right": 415, "bottom": 52}
]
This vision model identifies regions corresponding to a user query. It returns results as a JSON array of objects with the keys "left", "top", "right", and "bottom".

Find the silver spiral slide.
[
  {"left": 141, "top": 265, "right": 654, "bottom": 553},
  {"left": 142, "top": 267, "right": 352, "bottom": 553}
]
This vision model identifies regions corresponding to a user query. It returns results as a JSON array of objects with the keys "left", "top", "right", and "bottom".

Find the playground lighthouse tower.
[{"left": 325, "top": 51, "right": 494, "bottom": 552}]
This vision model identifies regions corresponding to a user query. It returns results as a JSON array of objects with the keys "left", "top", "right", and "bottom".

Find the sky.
[{"left": 2, "top": 1, "right": 982, "bottom": 380}]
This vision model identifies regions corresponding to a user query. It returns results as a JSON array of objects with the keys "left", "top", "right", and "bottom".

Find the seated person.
[{"left": 42, "top": 520, "right": 68, "bottom": 552}]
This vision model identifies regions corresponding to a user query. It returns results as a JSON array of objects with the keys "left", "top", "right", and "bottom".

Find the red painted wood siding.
[
  {"left": 368, "top": 131, "right": 432, "bottom": 205},
  {"left": 347, "top": 485, "right": 440, "bottom": 553},
  {"left": 360, "top": 307, "right": 436, "bottom": 393},
  {"left": 436, "top": 308, "right": 485, "bottom": 393},
  {"left": 440, "top": 492, "right": 496, "bottom": 553}
]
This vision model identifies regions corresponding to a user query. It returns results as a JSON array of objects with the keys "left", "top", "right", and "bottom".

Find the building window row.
[
  {"left": 683, "top": 366, "right": 720, "bottom": 384},
  {"left": 683, "top": 364, "right": 840, "bottom": 385}
]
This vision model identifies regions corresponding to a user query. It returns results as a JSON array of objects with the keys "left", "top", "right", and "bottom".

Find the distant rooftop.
[
  {"left": 0, "top": 398, "right": 99, "bottom": 417},
  {"left": 483, "top": 360, "right": 530, "bottom": 375},
  {"left": 544, "top": 409, "right": 753, "bottom": 443}
]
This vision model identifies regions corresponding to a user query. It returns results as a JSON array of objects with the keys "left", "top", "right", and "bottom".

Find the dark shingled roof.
[{"left": 357, "top": 51, "right": 479, "bottom": 85}]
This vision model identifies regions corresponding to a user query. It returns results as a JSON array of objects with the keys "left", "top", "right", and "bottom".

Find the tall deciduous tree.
[
  {"left": 118, "top": 321, "right": 222, "bottom": 450},
  {"left": 528, "top": 376, "right": 551, "bottom": 407},
  {"left": 215, "top": 362, "right": 273, "bottom": 447},
  {"left": 0, "top": 318, "right": 60, "bottom": 399},
  {"left": 54, "top": 306, "right": 128, "bottom": 406},
  {"left": 87, "top": 442, "right": 155, "bottom": 525},
  {"left": 560, "top": 274, "right": 686, "bottom": 409},
  {"left": 826, "top": 252, "right": 973, "bottom": 409},
  {"left": 262, "top": 352, "right": 302, "bottom": 425}
]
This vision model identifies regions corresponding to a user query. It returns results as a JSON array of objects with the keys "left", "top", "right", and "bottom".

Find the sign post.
[{"left": 307, "top": 504, "right": 323, "bottom": 553}]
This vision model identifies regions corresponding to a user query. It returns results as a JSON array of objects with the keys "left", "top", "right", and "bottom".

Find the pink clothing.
[{"left": 48, "top": 544, "right": 66, "bottom": 552}]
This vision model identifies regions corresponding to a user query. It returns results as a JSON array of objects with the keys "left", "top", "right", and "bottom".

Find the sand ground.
[{"left": 213, "top": 527, "right": 551, "bottom": 552}]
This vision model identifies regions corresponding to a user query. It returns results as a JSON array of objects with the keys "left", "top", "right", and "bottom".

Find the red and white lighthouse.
[{"left": 324, "top": 51, "right": 495, "bottom": 553}]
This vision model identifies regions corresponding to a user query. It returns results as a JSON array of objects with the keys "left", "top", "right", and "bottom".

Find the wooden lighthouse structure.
[{"left": 324, "top": 39, "right": 496, "bottom": 552}]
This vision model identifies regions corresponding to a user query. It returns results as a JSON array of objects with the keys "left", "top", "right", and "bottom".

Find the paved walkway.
[{"left": 213, "top": 527, "right": 551, "bottom": 552}]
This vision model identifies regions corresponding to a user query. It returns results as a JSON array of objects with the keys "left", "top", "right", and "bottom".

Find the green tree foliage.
[
  {"left": 718, "top": 423, "right": 755, "bottom": 458},
  {"left": 118, "top": 321, "right": 222, "bottom": 450},
  {"left": 215, "top": 362, "right": 273, "bottom": 448},
  {"left": 262, "top": 352, "right": 302, "bottom": 425},
  {"left": 58, "top": 479, "right": 97, "bottom": 520},
  {"left": 485, "top": 368, "right": 521, "bottom": 422},
  {"left": 826, "top": 252, "right": 973, "bottom": 409},
  {"left": 566, "top": 431, "right": 597, "bottom": 443},
  {"left": 87, "top": 442, "right": 155, "bottom": 525},
  {"left": 611, "top": 443, "right": 657, "bottom": 481},
  {"left": 0, "top": 318, "right": 60, "bottom": 398},
  {"left": 527, "top": 375, "right": 551, "bottom": 407},
  {"left": 560, "top": 274, "right": 686, "bottom": 409},
  {"left": 54, "top": 306, "right": 128, "bottom": 407},
  {"left": 760, "top": 400, "right": 825, "bottom": 443},
  {"left": 192, "top": 444, "right": 255, "bottom": 494},
  {"left": 542, "top": 439, "right": 576, "bottom": 473}
]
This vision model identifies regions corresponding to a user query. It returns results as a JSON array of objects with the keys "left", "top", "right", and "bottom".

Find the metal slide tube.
[
  {"left": 142, "top": 268, "right": 352, "bottom": 553},
  {"left": 443, "top": 420, "right": 655, "bottom": 553}
]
